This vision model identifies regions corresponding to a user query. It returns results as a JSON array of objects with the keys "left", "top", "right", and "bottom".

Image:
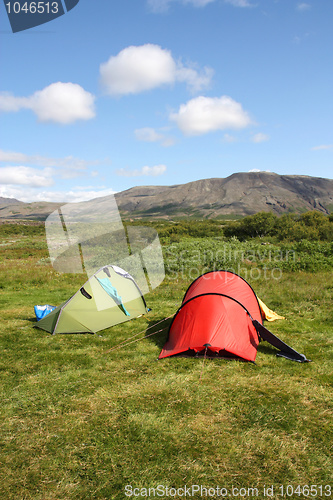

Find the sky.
[{"left": 0, "top": 0, "right": 332, "bottom": 203}]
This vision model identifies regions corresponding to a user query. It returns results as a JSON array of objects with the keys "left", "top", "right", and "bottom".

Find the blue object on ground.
[{"left": 34, "top": 304, "right": 56, "bottom": 321}]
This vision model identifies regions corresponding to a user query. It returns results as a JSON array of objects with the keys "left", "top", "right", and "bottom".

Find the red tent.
[{"left": 159, "top": 271, "right": 308, "bottom": 363}]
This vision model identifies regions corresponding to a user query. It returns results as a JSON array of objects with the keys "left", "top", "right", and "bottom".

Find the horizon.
[{"left": 1, "top": 170, "right": 332, "bottom": 205}]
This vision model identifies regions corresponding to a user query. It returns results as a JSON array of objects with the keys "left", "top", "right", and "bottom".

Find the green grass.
[{"left": 0, "top": 224, "right": 332, "bottom": 499}]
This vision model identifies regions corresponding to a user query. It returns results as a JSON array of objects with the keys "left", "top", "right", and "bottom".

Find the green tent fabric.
[{"left": 35, "top": 265, "right": 148, "bottom": 334}]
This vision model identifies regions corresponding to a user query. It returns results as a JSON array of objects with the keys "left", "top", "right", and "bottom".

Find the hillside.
[
  {"left": 0, "top": 196, "right": 23, "bottom": 206},
  {"left": 0, "top": 172, "right": 332, "bottom": 221},
  {"left": 114, "top": 172, "right": 333, "bottom": 218},
  {"left": 0, "top": 201, "right": 61, "bottom": 221}
]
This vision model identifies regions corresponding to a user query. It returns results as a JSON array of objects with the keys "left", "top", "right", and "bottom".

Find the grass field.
[{"left": 0, "top": 223, "right": 332, "bottom": 500}]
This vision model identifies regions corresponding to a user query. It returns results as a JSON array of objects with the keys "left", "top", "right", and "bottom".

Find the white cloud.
[
  {"left": 224, "top": 0, "right": 254, "bottom": 6},
  {"left": 100, "top": 44, "right": 213, "bottom": 95},
  {"left": 0, "top": 185, "right": 116, "bottom": 203},
  {"left": 147, "top": 0, "right": 169, "bottom": 12},
  {"left": 100, "top": 45, "right": 175, "bottom": 95},
  {"left": 0, "top": 93, "right": 28, "bottom": 112},
  {"left": 147, "top": 0, "right": 173, "bottom": 12},
  {"left": 185, "top": 0, "right": 214, "bottom": 5},
  {"left": 0, "top": 150, "right": 36, "bottom": 164},
  {"left": 297, "top": 3, "right": 311, "bottom": 11},
  {"left": 134, "top": 127, "right": 175, "bottom": 147},
  {"left": 0, "top": 149, "right": 99, "bottom": 170},
  {"left": 31, "top": 83, "right": 96, "bottom": 124},
  {"left": 147, "top": 0, "right": 254, "bottom": 12},
  {"left": 0, "top": 149, "right": 108, "bottom": 183},
  {"left": 135, "top": 127, "right": 165, "bottom": 143},
  {"left": 176, "top": 65, "right": 214, "bottom": 93},
  {"left": 159, "top": 137, "right": 176, "bottom": 147},
  {"left": 249, "top": 169, "right": 271, "bottom": 173},
  {"left": 252, "top": 132, "right": 269, "bottom": 143},
  {"left": 0, "top": 155, "right": 113, "bottom": 203},
  {"left": 51, "top": 188, "right": 117, "bottom": 203},
  {"left": 311, "top": 144, "right": 333, "bottom": 151},
  {"left": 223, "top": 133, "right": 238, "bottom": 143},
  {"left": 170, "top": 95, "right": 252, "bottom": 136},
  {"left": 0, "top": 82, "right": 96, "bottom": 124},
  {"left": 116, "top": 164, "right": 167, "bottom": 177},
  {"left": 0, "top": 166, "right": 54, "bottom": 187},
  {"left": 147, "top": 0, "right": 214, "bottom": 12}
]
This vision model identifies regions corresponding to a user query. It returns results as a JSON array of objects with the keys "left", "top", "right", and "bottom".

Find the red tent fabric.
[{"left": 159, "top": 271, "right": 262, "bottom": 362}]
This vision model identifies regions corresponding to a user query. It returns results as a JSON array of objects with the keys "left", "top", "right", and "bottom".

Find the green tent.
[{"left": 35, "top": 265, "right": 148, "bottom": 334}]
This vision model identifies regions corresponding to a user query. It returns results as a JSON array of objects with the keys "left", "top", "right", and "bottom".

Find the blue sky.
[{"left": 0, "top": 0, "right": 332, "bottom": 202}]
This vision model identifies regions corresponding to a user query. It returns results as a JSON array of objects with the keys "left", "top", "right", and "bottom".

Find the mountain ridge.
[
  {"left": 0, "top": 172, "right": 332, "bottom": 221},
  {"left": 114, "top": 172, "right": 333, "bottom": 218}
]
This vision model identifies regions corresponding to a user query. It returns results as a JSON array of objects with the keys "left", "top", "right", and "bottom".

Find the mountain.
[
  {"left": 0, "top": 201, "right": 62, "bottom": 221},
  {"left": 114, "top": 172, "right": 333, "bottom": 218},
  {"left": 0, "top": 172, "right": 332, "bottom": 221},
  {"left": 0, "top": 196, "right": 23, "bottom": 205}
]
